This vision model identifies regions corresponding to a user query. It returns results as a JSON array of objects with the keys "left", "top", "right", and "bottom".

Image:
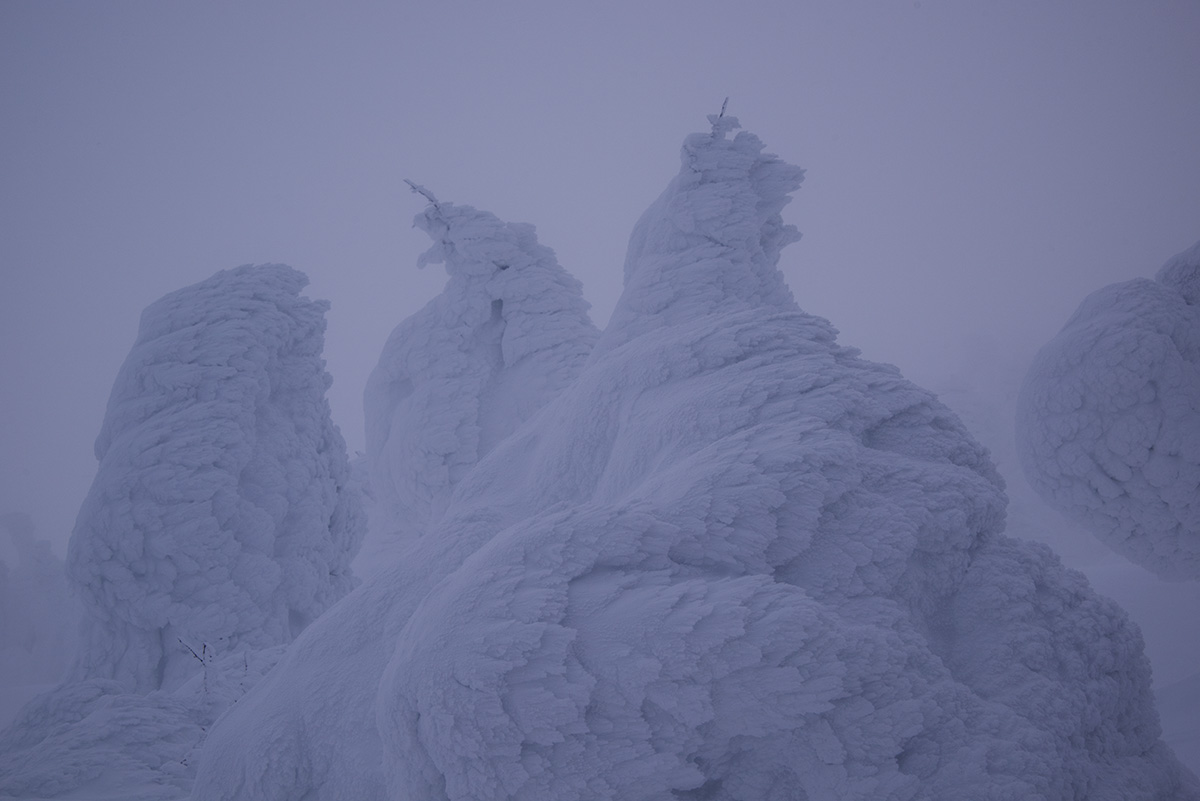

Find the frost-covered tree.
[
  {"left": 66, "top": 264, "right": 365, "bottom": 693},
  {"left": 1016, "top": 240, "right": 1200, "bottom": 581},
  {"left": 364, "top": 191, "right": 597, "bottom": 544},
  {"left": 192, "top": 120, "right": 1195, "bottom": 800}
]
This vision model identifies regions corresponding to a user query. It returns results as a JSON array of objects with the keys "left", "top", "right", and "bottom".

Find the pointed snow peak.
[{"left": 597, "top": 119, "right": 805, "bottom": 353}]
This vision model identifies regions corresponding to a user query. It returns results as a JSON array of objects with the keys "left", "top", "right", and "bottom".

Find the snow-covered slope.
[
  {"left": 191, "top": 119, "right": 1196, "bottom": 800},
  {"left": 927, "top": 339, "right": 1200, "bottom": 776},
  {"left": 1016, "top": 240, "right": 1200, "bottom": 581},
  {"left": 0, "top": 648, "right": 284, "bottom": 801},
  {"left": 363, "top": 195, "right": 597, "bottom": 550}
]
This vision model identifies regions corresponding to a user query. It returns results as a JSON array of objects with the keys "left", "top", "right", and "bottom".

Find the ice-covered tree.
[
  {"left": 1016, "top": 240, "right": 1200, "bottom": 580},
  {"left": 364, "top": 190, "right": 598, "bottom": 545},
  {"left": 192, "top": 120, "right": 1195, "bottom": 800},
  {"left": 66, "top": 264, "right": 365, "bottom": 693}
]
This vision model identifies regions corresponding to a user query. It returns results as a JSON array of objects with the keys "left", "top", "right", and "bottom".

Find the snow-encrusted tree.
[
  {"left": 192, "top": 120, "right": 1196, "bottom": 800},
  {"left": 1016, "top": 240, "right": 1200, "bottom": 581},
  {"left": 66, "top": 264, "right": 365, "bottom": 693},
  {"left": 363, "top": 192, "right": 597, "bottom": 546}
]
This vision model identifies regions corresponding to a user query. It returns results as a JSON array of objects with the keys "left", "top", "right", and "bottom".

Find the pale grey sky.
[{"left": 2, "top": 0, "right": 1198, "bottom": 568}]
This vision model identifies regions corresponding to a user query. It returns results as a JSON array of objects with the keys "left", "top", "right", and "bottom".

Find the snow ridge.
[{"left": 1016, "top": 240, "right": 1200, "bottom": 581}]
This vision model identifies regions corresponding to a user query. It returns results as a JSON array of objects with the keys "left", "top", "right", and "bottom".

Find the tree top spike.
[{"left": 404, "top": 179, "right": 441, "bottom": 209}]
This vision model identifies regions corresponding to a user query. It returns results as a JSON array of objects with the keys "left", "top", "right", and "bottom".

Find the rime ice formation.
[
  {"left": 1016, "top": 240, "right": 1200, "bottom": 581},
  {"left": 364, "top": 194, "right": 597, "bottom": 543},
  {"left": 66, "top": 264, "right": 365, "bottom": 693},
  {"left": 0, "top": 647, "right": 285, "bottom": 801},
  {"left": 192, "top": 119, "right": 1196, "bottom": 800},
  {"left": 0, "top": 266, "right": 361, "bottom": 799}
]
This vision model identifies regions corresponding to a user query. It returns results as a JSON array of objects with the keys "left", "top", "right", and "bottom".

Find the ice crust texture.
[
  {"left": 1016, "top": 240, "right": 1200, "bottom": 581},
  {"left": 65, "top": 264, "right": 365, "bottom": 693},
  {"left": 190, "top": 119, "right": 1196, "bottom": 800},
  {"left": 0, "top": 647, "right": 285, "bottom": 801}
]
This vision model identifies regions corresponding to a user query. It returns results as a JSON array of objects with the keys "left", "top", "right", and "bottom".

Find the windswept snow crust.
[
  {"left": 364, "top": 197, "right": 598, "bottom": 546},
  {"left": 1016, "top": 240, "right": 1200, "bottom": 581},
  {"left": 0, "top": 265, "right": 363, "bottom": 799},
  {"left": 191, "top": 119, "right": 1196, "bottom": 800}
]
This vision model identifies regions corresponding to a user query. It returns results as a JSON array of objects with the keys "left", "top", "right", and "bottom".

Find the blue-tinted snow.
[
  {"left": 0, "top": 265, "right": 364, "bottom": 799},
  {"left": 1017, "top": 240, "right": 1200, "bottom": 581},
  {"left": 188, "top": 120, "right": 1196, "bottom": 800}
]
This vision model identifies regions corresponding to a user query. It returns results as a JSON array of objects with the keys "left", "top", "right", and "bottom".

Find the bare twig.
[
  {"left": 179, "top": 637, "right": 213, "bottom": 696},
  {"left": 403, "top": 179, "right": 441, "bottom": 210},
  {"left": 179, "top": 637, "right": 203, "bottom": 663}
]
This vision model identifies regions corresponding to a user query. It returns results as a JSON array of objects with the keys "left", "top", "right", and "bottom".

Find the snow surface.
[
  {"left": 187, "top": 119, "right": 1196, "bottom": 800},
  {"left": 1016, "top": 240, "right": 1200, "bottom": 581},
  {"left": 363, "top": 195, "right": 597, "bottom": 553},
  {"left": 1, "top": 265, "right": 364, "bottom": 800},
  {"left": 0, "top": 647, "right": 284, "bottom": 801}
]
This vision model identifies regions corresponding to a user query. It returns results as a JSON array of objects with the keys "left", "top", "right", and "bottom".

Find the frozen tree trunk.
[{"left": 66, "top": 264, "right": 365, "bottom": 693}]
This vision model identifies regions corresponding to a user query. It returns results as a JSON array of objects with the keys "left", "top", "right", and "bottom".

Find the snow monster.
[{"left": 191, "top": 118, "right": 1195, "bottom": 800}]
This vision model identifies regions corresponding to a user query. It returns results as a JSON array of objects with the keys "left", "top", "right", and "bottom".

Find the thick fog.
[{"left": 1, "top": 0, "right": 1199, "bottom": 788}]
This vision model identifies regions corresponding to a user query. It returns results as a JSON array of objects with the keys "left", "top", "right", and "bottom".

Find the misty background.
[{"left": 2, "top": 0, "right": 1198, "bottom": 727}]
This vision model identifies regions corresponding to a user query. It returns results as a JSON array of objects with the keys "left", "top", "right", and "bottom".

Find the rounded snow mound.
[
  {"left": 1016, "top": 240, "right": 1200, "bottom": 581},
  {"left": 193, "top": 120, "right": 1196, "bottom": 801}
]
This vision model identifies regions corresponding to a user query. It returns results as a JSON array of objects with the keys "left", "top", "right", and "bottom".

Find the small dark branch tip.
[{"left": 403, "top": 179, "right": 442, "bottom": 211}]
